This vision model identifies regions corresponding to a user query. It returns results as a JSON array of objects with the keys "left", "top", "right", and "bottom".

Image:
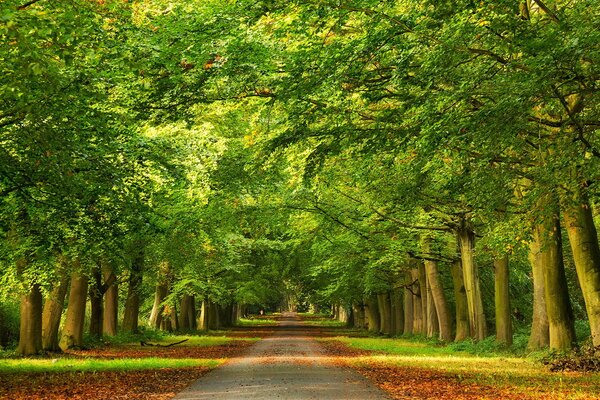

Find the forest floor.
[{"left": 1, "top": 314, "right": 600, "bottom": 399}]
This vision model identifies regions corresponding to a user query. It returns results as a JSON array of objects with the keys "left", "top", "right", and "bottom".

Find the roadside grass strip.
[
  {"left": 323, "top": 336, "right": 600, "bottom": 396},
  {"left": 236, "top": 318, "right": 278, "bottom": 326},
  {"left": 302, "top": 320, "right": 347, "bottom": 327},
  {"left": 0, "top": 357, "right": 223, "bottom": 374}
]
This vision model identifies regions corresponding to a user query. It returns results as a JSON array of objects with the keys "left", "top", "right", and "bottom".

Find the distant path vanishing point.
[{"left": 173, "top": 312, "right": 389, "bottom": 400}]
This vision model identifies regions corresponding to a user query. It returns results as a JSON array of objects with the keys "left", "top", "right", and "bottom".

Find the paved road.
[{"left": 174, "top": 312, "right": 389, "bottom": 399}]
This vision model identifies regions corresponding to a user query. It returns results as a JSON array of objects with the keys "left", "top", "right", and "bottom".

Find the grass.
[
  {"left": 0, "top": 357, "right": 222, "bottom": 374},
  {"left": 303, "top": 319, "right": 347, "bottom": 327},
  {"left": 236, "top": 318, "right": 278, "bottom": 326},
  {"left": 324, "top": 336, "right": 600, "bottom": 399}
]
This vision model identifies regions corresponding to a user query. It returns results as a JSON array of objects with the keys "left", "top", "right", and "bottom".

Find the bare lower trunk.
[
  {"left": 494, "top": 255, "right": 512, "bottom": 346},
  {"left": 149, "top": 282, "right": 168, "bottom": 329},
  {"left": 42, "top": 274, "right": 69, "bottom": 352},
  {"left": 391, "top": 288, "right": 404, "bottom": 335},
  {"left": 207, "top": 301, "right": 220, "bottom": 330},
  {"left": 102, "top": 263, "right": 118, "bottom": 336},
  {"left": 418, "top": 262, "right": 428, "bottom": 334},
  {"left": 198, "top": 301, "right": 207, "bottom": 330},
  {"left": 457, "top": 221, "right": 487, "bottom": 340},
  {"left": 352, "top": 302, "right": 365, "bottom": 329},
  {"left": 365, "top": 295, "right": 380, "bottom": 333},
  {"left": 426, "top": 276, "right": 438, "bottom": 338},
  {"left": 425, "top": 255, "right": 452, "bottom": 342},
  {"left": 403, "top": 272, "right": 414, "bottom": 335},
  {"left": 563, "top": 195, "right": 600, "bottom": 346},
  {"left": 528, "top": 231, "right": 550, "bottom": 350},
  {"left": 411, "top": 268, "right": 423, "bottom": 334},
  {"left": 60, "top": 271, "right": 88, "bottom": 350},
  {"left": 537, "top": 203, "right": 576, "bottom": 351},
  {"left": 89, "top": 266, "right": 104, "bottom": 338},
  {"left": 451, "top": 259, "right": 469, "bottom": 342},
  {"left": 377, "top": 293, "right": 392, "bottom": 335},
  {"left": 179, "top": 294, "right": 197, "bottom": 331},
  {"left": 123, "top": 246, "right": 144, "bottom": 333},
  {"left": 17, "top": 283, "right": 43, "bottom": 356}
]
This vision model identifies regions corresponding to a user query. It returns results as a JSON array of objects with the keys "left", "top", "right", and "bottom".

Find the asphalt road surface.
[{"left": 174, "top": 312, "right": 389, "bottom": 399}]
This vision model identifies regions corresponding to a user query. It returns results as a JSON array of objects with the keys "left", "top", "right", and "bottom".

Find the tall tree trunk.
[
  {"left": 42, "top": 273, "right": 69, "bottom": 352},
  {"left": 60, "top": 270, "right": 88, "bottom": 350},
  {"left": 494, "top": 255, "right": 512, "bottom": 346},
  {"left": 179, "top": 294, "right": 196, "bottom": 331},
  {"left": 403, "top": 272, "right": 414, "bottom": 335},
  {"left": 198, "top": 301, "right": 207, "bottom": 330},
  {"left": 149, "top": 282, "right": 168, "bottom": 330},
  {"left": 418, "top": 262, "right": 428, "bottom": 334},
  {"left": 17, "top": 283, "right": 43, "bottom": 356},
  {"left": 457, "top": 219, "right": 487, "bottom": 340},
  {"left": 89, "top": 265, "right": 104, "bottom": 338},
  {"left": 207, "top": 301, "right": 220, "bottom": 330},
  {"left": 563, "top": 195, "right": 600, "bottom": 346},
  {"left": 426, "top": 276, "right": 438, "bottom": 338},
  {"left": 377, "top": 293, "right": 392, "bottom": 335},
  {"left": 102, "top": 263, "right": 118, "bottom": 336},
  {"left": 411, "top": 268, "right": 423, "bottom": 334},
  {"left": 528, "top": 230, "right": 550, "bottom": 350},
  {"left": 365, "top": 295, "right": 380, "bottom": 333},
  {"left": 123, "top": 245, "right": 144, "bottom": 333},
  {"left": 537, "top": 203, "right": 576, "bottom": 351},
  {"left": 451, "top": 259, "right": 470, "bottom": 342},
  {"left": 424, "top": 254, "right": 452, "bottom": 342},
  {"left": 352, "top": 302, "right": 365, "bottom": 329},
  {"left": 391, "top": 288, "right": 404, "bottom": 335}
]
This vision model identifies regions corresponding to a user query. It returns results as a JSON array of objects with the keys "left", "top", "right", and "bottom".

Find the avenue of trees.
[{"left": 1, "top": 0, "right": 599, "bottom": 355}]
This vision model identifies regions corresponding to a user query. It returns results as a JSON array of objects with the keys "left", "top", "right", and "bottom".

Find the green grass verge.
[
  {"left": 0, "top": 357, "right": 222, "bottom": 374},
  {"left": 303, "top": 319, "right": 347, "bottom": 327},
  {"left": 236, "top": 318, "right": 278, "bottom": 326},
  {"left": 323, "top": 336, "right": 600, "bottom": 398}
]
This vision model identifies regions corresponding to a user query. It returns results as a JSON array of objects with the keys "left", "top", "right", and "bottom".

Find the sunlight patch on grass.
[
  {"left": 328, "top": 336, "right": 453, "bottom": 356},
  {"left": 0, "top": 357, "right": 223, "bottom": 374},
  {"left": 325, "top": 336, "right": 600, "bottom": 397},
  {"left": 303, "top": 320, "right": 347, "bottom": 327},
  {"left": 126, "top": 335, "right": 259, "bottom": 347},
  {"left": 236, "top": 318, "right": 278, "bottom": 326}
]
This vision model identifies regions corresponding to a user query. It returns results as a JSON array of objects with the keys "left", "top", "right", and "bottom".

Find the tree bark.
[
  {"left": 528, "top": 229, "right": 550, "bottom": 350},
  {"left": 563, "top": 195, "right": 600, "bottom": 346},
  {"left": 198, "top": 301, "right": 207, "bottom": 330},
  {"left": 391, "top": 288, "right": 404, "bottom": 335},
  {"left": 494, "top": 255, "right": 513, "bottom": 346},
  {"left": 17, "top": 283, "right": 43, "bottom": 356},
  {"left": 207, "top": 301, "right": 220, "bottom": 330},
  {"left": 426, "top": 275, "right": 438, "bottom": 338},
  {"left": 60, "top": 270, "right": 88, "bottom": 350},
  {"left": 178, "top": 294, "right": 197, "bottom": 331},
  {"left": 149, "top": 282, "right": 168, "bottom": 330},
  {"left": 88, "top": 265, "right": 104, "bottom": 338},
  {"left": 365, "top": 295, "right": 380, "bottom": 333},
  {"left": 377, "top": 293, "right": 392, "bottom": 335},
  {"left": 424, "top": 255, "right": 452, "bottom": 342},
  {"left": 403, "top": 272, "right": 414, "bottom": 335},
  {"left": 352, "top": 302, "right": 365, "bottom": 328},
  {"left": 123, "top": 245, "right": 144, "bottom": 333},
  {"left": 418, "top": 262, "right": 428, "bottom": 334},
  {"left": 457, "top": 220, "right": 487, "bottom": 340},
  {"left": 42, "top": 273, "right": 69, "bottom": 352},
  {"left": 451, "top": 259, "right": 470, "bottom": 342},
  {"left": 102, "top": 262, "right": 118, "bottom": 336},
  {"left": 411, "top": 268, "right": 423, "bottom": 334},
  {"left": 537, "top": 203, "right": 576, "bottom": 350}
]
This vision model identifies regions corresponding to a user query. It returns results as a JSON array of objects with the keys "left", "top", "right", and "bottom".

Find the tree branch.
[{"left": 17, "top": 0, "right": 42, "bottom": 10}]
